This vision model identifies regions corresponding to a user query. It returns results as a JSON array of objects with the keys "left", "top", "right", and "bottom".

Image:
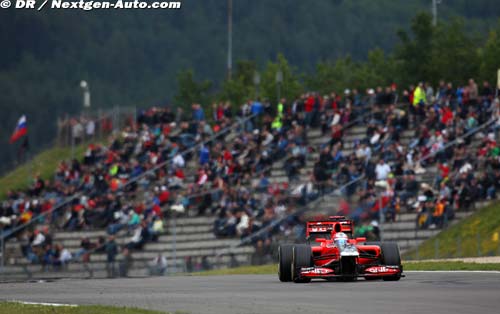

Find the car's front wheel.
[
  {"left": 381, "top": 242, "right": 402, "bottom": 281},
  {"left": 278, "top": 244, "right": 293, "bottom": 282},
  {"left": 292, "top": 244, "right": 312, "bottom": 283}
]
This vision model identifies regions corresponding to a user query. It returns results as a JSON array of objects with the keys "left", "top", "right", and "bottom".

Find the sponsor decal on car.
[
  {"left": 365, "top": 266, "right": 399, "bottom": 274},
  {"left": 300, "top": 267, "right": 334, "bottom": 275}
]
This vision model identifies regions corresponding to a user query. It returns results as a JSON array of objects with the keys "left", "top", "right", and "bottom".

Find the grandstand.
[{"left": 1, "top": 81, "right": 498, "bottom": 280}]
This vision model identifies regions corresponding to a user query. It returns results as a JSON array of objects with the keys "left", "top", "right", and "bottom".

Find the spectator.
[
  {"left": 148, "top": 253, "right": 168, "bottom": 276},
  {"left": 105, "top": 235, "right": 118, "bottom": 278},
  {"left": 375, "top": 159, "right": 391, "bottom": 181},
  {"left": 119, "top": 248, "right": 133, "bottom": 277}
]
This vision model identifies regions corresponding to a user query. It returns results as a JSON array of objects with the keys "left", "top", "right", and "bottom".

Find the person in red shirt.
[
  {"left": 223, "top": 148, "right": 232, "bottom": 161},
  {"left": 304, "top": 94, "right": 315, "bottom": 126},
  {"left": 175, "top": 168, "right": 185, "bottom": 180},
  {"left": 443, "top": 106, "right": 453, "bottom": 123},
  {"left": 438, "top": 162, "right": 449, "bottom": 179},
  {"left": 159, "top": 187, "right": 170, "bottom": 205}
]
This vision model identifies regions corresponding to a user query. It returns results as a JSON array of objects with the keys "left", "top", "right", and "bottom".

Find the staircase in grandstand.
[
  {"left": 1, "top": 113, "right": 492, "bottom": 280},
  {"left": 271, "top": 119, "right": 491, "bottom": 253},
  {"left": 2, "top": 111, "right": 338, "bottom": 279},
  {"left": 0, "top": 111, "right": 365, "bottom": 279}
]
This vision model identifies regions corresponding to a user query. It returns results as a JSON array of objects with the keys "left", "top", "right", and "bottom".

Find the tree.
[
  {"left": 394, "top": 12, "right": 435, "bottom": 85},
  {"left": 429, "top": 19, "right": 479, "bottom": 85},
  {"left": 306, "top": 49, "right": 396, "bottom": 94},
  {"left": 174, "top": 69, "right": 213, "bottom": 108},
  {"left": 479, "top": 23, "right": 500, "bottom": 85},
  {"left": 217, "top": 60, "right": 257, "bottom": 107},
  {"left": 260, "top": 54, "right": 303, "bottom": 103}
]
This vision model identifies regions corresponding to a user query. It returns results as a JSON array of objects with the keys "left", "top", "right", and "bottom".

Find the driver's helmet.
[{"left": 334, "top": 232, "right": 348, "bottom": 248}]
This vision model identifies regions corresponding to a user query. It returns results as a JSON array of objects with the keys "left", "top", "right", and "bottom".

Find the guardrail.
[
  {"left": 0, "top": 112, "right": 258, "bottom": 274},
  {"left": 224, "top": 113, "right": 499, "bottom": 255}
]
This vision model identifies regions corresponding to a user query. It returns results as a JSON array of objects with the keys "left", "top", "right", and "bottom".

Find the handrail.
[
  {"left": 220, "top": 109, "right": 379, "bottom": 249},
  {"left": 181, "top": 103, "right": 391, "bottom": 201},
  {"left": 226, "top": 114, "right": 498, "bottom": 250},
  {"left": 0, "top": 113, "right": 258, "bottom": 243}
]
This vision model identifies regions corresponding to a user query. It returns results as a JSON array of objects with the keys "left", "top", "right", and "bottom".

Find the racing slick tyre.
[
  {"left": 292, "top": 245, "right": 312, "bottom": 283},
  {"left": 380, "top": 242, "right": 402, "bottom": 281},
  {"left": 278, "top": 244, "right": 293, "bottom": 282}
]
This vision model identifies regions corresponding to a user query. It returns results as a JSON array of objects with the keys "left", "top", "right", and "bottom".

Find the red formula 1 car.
[{"left": 278, "top": 216, "right": 403, "bottom": 282}]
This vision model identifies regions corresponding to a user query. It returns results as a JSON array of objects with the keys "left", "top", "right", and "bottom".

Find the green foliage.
[
  {"left": 0, "top": 143, "right": 91, "bottom": 199},
  {"left": 403, "top": 261, "right": 500, "bottom": 271},
  {"left": 393, "top": 12, "right": 436, "bottom": 85},
  {"left": 428, "top": 18, "right": 479, "bottom": 85},
  {"left": 2, "top": 1, "right": 500, "bottom": 174},
  {"left": 479, "top": 23, "right": 500, "bottom": 85},
  {"left": 393, "top": 13, "right": 482, "bottom": 87},
  {"left": 174, "top": 69, "right": 213, "bottom": 108},
  {"left": 260, "top": 54, "right": 303, "bottom": 102},
  {"left": 404, "top": 202, "right": 500, "bottom": 260},
  {"left": 191, "top": 261, "right": 500, "bottom": 275},
  {"left": 217, "top": 60, "right": 257, "bottom": 106},
  {"left": 306, "top": 49, "right": 397, "bottom": 94},
  {"left": 0, "top": 302, "right": 170, "bottom": 314}
]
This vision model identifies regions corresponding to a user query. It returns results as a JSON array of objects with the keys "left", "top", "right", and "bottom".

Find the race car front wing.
[{"left": 298, "top": 265, "right": 404, "bottom": 279}]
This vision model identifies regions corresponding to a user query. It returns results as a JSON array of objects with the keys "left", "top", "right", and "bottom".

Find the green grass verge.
[
  {"left": 0, "top": 144, "right": 89, "bottom": 199},
  {"left": 403, "top": 261, "right": 500, "bottom": 271},
  {"left": 192, "top": 261, "right": 500, "bottom": 276},
  {"left": 404, "top": 203, "right": 500, "bottom": 260},
  {"left": 0, "top": 302, "right": 174, "bottom": 314},
  {"left": 192, "top": 264, "right": 277, "bottom": 276}
]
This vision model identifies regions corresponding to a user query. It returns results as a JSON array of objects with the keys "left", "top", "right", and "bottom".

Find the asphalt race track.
[{"left": 1, "top": 272, "right": 499, "bottom": 314}]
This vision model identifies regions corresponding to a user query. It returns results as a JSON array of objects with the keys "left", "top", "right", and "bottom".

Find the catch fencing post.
[
  {"left": 172, "top": 212, "right": 177, "bottom": 274},
  {"left": 98, "top": 109, "right": 102, "bottom": 140},
  {"left": 456, "top": 235, "right": 461, "bottom": 258},
  {"left": 378, "top": 189, "right": 384, "bottom": 242},
  {"left": 434, "top": 238, "right": 439, "bottom": 259},
  {"left": 71, "top": 129, "right": 75, "bottom": 161},
  {"left": 1, "top": 230, "right": 4, "bottom": 275},
  {"left": 133, "top": 106, "right": 137, "bottom": 130}
]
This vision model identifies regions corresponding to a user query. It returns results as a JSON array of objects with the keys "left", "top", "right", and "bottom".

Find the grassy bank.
[
  {"left": 193, "top": 264, "right": 277, "bottom": 276},
  {"left": 193, "top": 261, "right": 500, "bottom": 276},
  {"left": 403, "top": 261, "right": 500, "bottom": 271},
  {"left": 0, "top": 143, "right": 91, "bottom": 199},
  {"left": 404, "top": 203, "right": 500, "bottom": 260},
  {"left": 0, "top": 302, "right": 172, "bottom": 314}
]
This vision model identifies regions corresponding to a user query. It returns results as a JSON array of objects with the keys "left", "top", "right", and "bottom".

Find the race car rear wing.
[{"left": 306, "top": 216, "right": 354, "bottom": 237}]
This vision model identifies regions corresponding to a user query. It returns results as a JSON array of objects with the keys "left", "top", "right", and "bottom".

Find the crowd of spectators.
[
  {"left": 333, "top": 79, "right": 500, "bottom": 235},
  {"left": 224, "top": 79, "right": 500, "bottom": 249},
  {"left": 0, "top": 104, "right": 239, "bottom": 269},
  {"left": 2, "top": 78, "right": 500, "bottom": 272}
]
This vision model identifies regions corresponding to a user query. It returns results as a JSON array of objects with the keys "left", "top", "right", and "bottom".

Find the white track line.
[{"left": 12, "top": 300, "right": 78, "bottom": 307}]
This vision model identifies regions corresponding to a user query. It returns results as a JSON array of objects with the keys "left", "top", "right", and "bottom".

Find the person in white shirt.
[
  {"left": 86, "top": 120, "right": 95, "bottom": 137},
  {"left": 172, "top": 153, "right": 185, "bottom": 168},
  {"left": 197, "top": 169, "right": 208, "bottom": 186},
  {"left": 32, "top": 230, "right": 46, "bottom": 247},
  {"left": 60, "top": 246, "right": 73, "bottom": 264},
  {"left": 235, "top": 211, "right": 250, "bottom": 236},
  {"left": 262, "top": 130, "right": 274, "bottom": 146},
  {"left": 375, "top": 159, "right": 391, "bottom": 181}
]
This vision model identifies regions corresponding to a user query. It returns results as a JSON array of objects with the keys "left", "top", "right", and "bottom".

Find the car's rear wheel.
[
  {"left": 381, "top": 242, "right": 402, "bottom": 281},
  {"left": 292, "top": 244, "right": 312, "bottom": 283},
  {"left": 278, "top": 244, "right": 293, "bottom": 282}
]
